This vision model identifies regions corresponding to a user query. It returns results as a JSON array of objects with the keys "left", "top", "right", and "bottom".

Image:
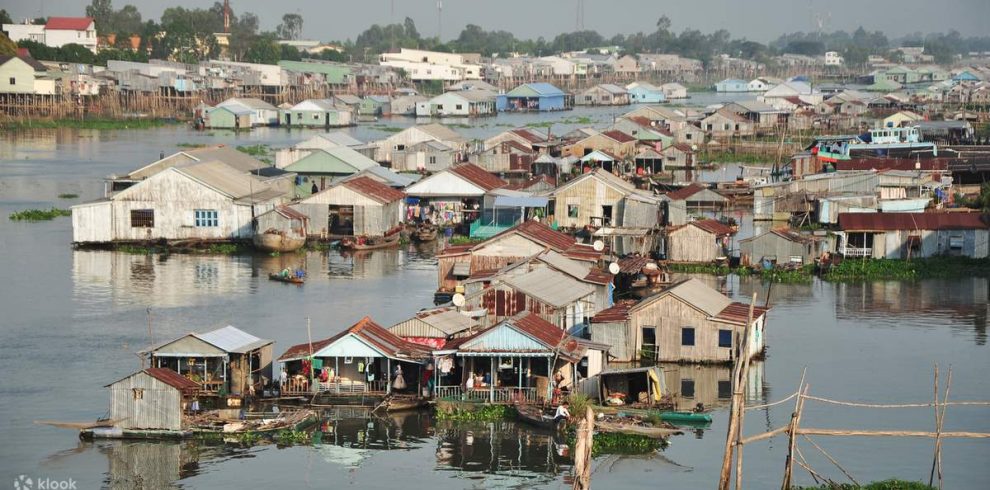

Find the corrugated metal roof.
[
  {"left": 417, "top": 123, "right": 468, "bottom": 143},
  {"left": 342, "top": 176, "right": 406, "bottom": 203},
  {"left": 591, "top": 300, "right": 635, "bottom": 322},
  {"left": 177, "top": 161, "right": 276, "bottom": 201},
  {"left": 278, "top": 317, "right": 431, "bottom": 362},
  {"left": 713, "top": 303, "right": 769, "bottom": 324},
  {"left": 446, "top": 312, "right": 570, "bottom": 356},
  {"left": 502, "top": 268, "right": 594, "bottom": 308},
  {"left": 669, "top": 219, "right": 735, "bottom": 236},
  {"left": 194, "top": 326, "right": 272, "bottom": 354},
  {"left": 633, "top": 278, "right": 732, "bottom": 317},
  {"left": 416, "top": 308, "right": 479, "bottom": 335},
  {"left": 601, "top": 130, "right": 636, "bottom": 143},
  {"left": 449, "top": 163, "right": 507, "bottom": 191},
  {"left": 838, "top": 212, "right": 990, "bottom": 231},
  {"left": 144, "top": 368, "right": 201, "bottom": 391},
  {"left": 45, "top": 17, "right": 93, "bottom": 30},
  {"left": 538, "top": 250, "right": 593, "bottom": 281}
]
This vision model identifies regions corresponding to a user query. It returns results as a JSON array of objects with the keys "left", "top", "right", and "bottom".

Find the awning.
[{"left": 493, "top": 196, "right": 549, "bottom": 208}]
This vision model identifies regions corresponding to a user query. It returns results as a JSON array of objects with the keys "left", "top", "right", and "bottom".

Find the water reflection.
[
  {"left": 434, "top": 420, "right": 570, "bottom": 487},
  {"left": 661, "top": 362, "right": 766, "bottom": 413},
  {"left": 314, "top": 407, "right": 431, "bottom": 468}
]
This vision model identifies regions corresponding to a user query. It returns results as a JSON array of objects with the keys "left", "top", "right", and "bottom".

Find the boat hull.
[{"left": 253, "top": 233, "right": 306, "bottom": 253}]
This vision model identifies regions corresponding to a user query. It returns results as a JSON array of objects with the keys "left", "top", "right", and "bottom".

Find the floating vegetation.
[
  {"left": 825, "top": 257, "right": 990, "bottom": 281},
  {"left": 274, "top": 430, "right": 312, "bottom": 445},
  {"left": 370, "top": 125, "right": 404, "bottom": 133},
  {"left": 301, "top": 241, "right": 333, "bottom": 252},
  {"left": 667, "top": 263, "right": 813, "bottom": 283},
  {"left": 589, "top": 432, "right": 666, "bottom": 456},
  {"left": 236, "top": 144, "right": 273, "bottom": 164},
  {"left": 113, "top": 242, "right": 249, "bottom": 255},
  {"left": 435, "top": 404, "right": 515, "bottom": 421},
  {"left": 9, "top": 208, "right": 71, "bottom": 221},
  {"left": 447, "top": 236, "right": 484, "bottom": 246},
  {"left": 57, "top": 193, "right": 79, "bottom": 199},
  {"left": 176, "top": 143, "right": 208, "bottom": 149}
]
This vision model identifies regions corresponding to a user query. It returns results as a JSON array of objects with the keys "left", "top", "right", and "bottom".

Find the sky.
[{"left": 3, "top": 0, "right": 988, "bottom": 44}]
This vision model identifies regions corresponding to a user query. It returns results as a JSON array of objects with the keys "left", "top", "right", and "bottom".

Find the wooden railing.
[
  {"left": 280, "top": 379, "right": 387, "bottom": 396},
  {"left": 435, "top": 386, "right": 542, "bottom": 403}
]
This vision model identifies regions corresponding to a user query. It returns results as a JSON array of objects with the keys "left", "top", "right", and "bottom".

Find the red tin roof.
[
  {"left": 144, "top": 368, "right": 200, "bottom": 392},
  {"left": 602, "top": 129, "right": 636, "bottom": 143},
  {"left": 45, "top": 17, "right": 94, "bottom": 30},
  {"left": 838, "top": 212, "right": 990, "bottom": 231},
  {"left": 343, "top": 176, "right": 405, "bottom": 203},
  {"left": 449, "top": 163, "right": 507, "bottom": 191}
]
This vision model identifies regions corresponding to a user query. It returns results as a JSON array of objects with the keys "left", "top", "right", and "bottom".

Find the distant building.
[
  {"left": 3, "top": 17, "right": 98, "bottom": 53},
  {"left": 715, "top": 79, "right": 749, "bottom": 93},
  {"left": 575, "top": 84, "right": 629, "bottom": 106},
  {"left": 496, "top": 83, "right": 570, "bottom": 112},
  {"left": 626, "top": 82, "right": 665, "bottom": 103},
  {"left": 824, "top": 51, "right": 844, "bottom": 66}
]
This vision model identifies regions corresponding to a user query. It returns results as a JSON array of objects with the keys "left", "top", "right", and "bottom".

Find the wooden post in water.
[
  {"left": 572, "top": 406, "right": 594, "bottom": 490},
  {"left": 781, "top": 384, "right": 809, "bottom": 490},
  {"left": 719, "top": 292, "right": 757, "bottom": 490},
  {"left": 734, "top": 296, "right": 759, "bottom": 490}
]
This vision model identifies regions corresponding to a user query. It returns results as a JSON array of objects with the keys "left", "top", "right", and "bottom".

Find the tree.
[
  {"left": 111, "top": 5, "right": 143, "bottom": 36},
  {"left": 280, "top": 44, "right": 301, "bottom": 61},
  {"left": 0, "top": 9, "right": 13, "bottom": 25},
  {"left": 276, "top": 13, "right": 303, "bottom": 40},
  {"left": 244, "top": 34, "right": 281, "bottom": 64},
  {"left": 86, "top": 0, "right": 114, "bottom": 33},
  {"left": 0, "top": 32, "right": 17, "bottom": 57}
]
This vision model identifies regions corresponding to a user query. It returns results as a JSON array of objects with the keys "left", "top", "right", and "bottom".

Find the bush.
[{"left": 9, "top": 208, "right": 71, "bottom": 221}]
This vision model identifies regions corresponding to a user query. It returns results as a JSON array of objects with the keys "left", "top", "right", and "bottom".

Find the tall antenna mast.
[
  {"left": 437, "top": 0, "right": 443, "bottom": 40},
  {"left": 576, "top": 0, "right": 586, "bottom": 31}
]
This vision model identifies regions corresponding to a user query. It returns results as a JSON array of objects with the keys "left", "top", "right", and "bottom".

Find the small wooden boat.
[
  {"left": 383, "top": 396, "right": 429, "bottom": 412},
  {"left": 269, "top": 272, "right": 305, "bottom": 284},
  {"left": 515, "top": 404, "right": 556, "bottom": 429},
  {"left": 658, "top": 411, "right": 712, "bottom": 425},
  {"left": 254, "top": 230, "right": 306, "bottom": 253},
  {"left": 340, "top": 232, "right": 400, "bottom": 251},
  {"left": 595, "top": 420, "right": 682, "bottom": 439},
  {"left": 413, "top": 223, "right": 438, "bottom": 242}
]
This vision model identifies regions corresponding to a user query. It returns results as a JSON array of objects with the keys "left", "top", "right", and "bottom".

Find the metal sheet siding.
[
  {"left": 462, "top": 326, "right": 548, "bottom": 353},
  {"left": 110, "top": 372, "right": 183, "bottom": 430},
  {"left": 72, "top": 201, "right": 113, "bottom": 243}
]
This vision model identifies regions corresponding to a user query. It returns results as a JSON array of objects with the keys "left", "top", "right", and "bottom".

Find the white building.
[
  {"left": 415, "top": 90, "right": 496, "bottom": 117},
  {"left": 380, "top": 48, "right": 481, "bottom": 81},
  {"left": 3, "top": 17, "right": 98, "bottom": 53},
  {"left": 825, "top": 51, "right": 845, "bottom": 67}
]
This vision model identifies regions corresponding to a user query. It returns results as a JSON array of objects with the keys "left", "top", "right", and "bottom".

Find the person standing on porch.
[{"left": 393, "top": 364, "right": 406, "bottom": 391}]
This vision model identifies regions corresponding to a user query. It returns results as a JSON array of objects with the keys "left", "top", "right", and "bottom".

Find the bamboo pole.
[
  {"left": 718, "top": 292, "right": 757, "bottom": 490},
  {"left": 734, "top": 294, "right": 759, "bottom": 490},
  {"left": 802, "top": 435, "right": 859, "bottom": 486},
  {"left": 781, "top": 384, "right": 809, "bottom": 490},
  {"left": 929, "top": 367, "right": 952, "bottom": 489},
  {"left": 795, "top": 428, "right": 990, "bottom": 438}
]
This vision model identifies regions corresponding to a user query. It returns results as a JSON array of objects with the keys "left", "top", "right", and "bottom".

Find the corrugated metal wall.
[{"left": 109, "top": 372, "right": 183, "bottom": 430}]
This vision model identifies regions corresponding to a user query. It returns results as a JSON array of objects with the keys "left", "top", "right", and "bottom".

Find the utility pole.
[{"left": 437, "top": 0, "right": 443, "bottom": 41}]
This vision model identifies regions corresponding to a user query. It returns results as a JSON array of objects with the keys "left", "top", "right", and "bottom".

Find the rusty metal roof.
[
  {"left": 141, "top": 368, "right": 200, "bottom": 392},
  {"left": 713, "top": 303, "right": 770, "bottom": 325},
  {"left": 838, "top": 212, "right": 990, "bottom": 231},
  {"left": 590, "top": 301, "right": 636, "bottom": 322},
  {"left": 342, "top": 176, "right": 406, "bottom": 203},
  {"left": 601, "top": 130, "right": 637, "bottom": 143},
  {"left": 279, "top": 317, "right": 432, "bottom": 362},
  {"left": 449, "top": 163, "right": 507, "bottom": 191},
  {"left": 664, "top": 183, "right": 708, "bottom": 201}
]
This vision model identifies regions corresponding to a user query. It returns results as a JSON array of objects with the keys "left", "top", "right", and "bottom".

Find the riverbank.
[{"left": 0, "top": 117, "right": 181, "bottom": 131}]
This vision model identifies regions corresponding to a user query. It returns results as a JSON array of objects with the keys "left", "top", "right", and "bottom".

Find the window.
[
  {"left": 718, "top": 380, "right": 732, "bottom": 399},
  {"left": 685, "top": 133, "right": 692, "bottom": 140},
  {"left": 132, "top": 388, "right": 144, "bottom": 400},
  {"left": 681, "top": 327, "right": 695, "bottom": 346},
  {"left": 429, "top": 156, "right": 437, "bottom": 164},
  {"left": 130, "top": 209, "right": 154, "bottom": 228},
  {"left": 456, "top": 104, "right": 463, "bottom": 110},
  {"left": 313, "top": 113, "right": 319, "bottom": 120},
  {"left": 395, "top": 144, "right": 406, "bottom": 151},
  {"left": 718, "top": 329, "right": 733, "bottom": 348},
  {"left": 681, "top": 379, "right": 695, "bottom": 398},
  {"left": 567, "top": 204, "right": 579, "bottom": 218},
  {"left": 194, "top": 210, "right": 218, "bottom": 227},
  {"left": 8, "top": 77, "right": 14, "bottom": 85}
]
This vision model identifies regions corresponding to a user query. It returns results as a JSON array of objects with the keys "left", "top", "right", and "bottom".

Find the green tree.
[
  {"left": 276, "top": 13, "right": 303, "bottom": 40},
  {"left": 280, "top": 44, "right": 301, "bottom": 61},
  {"left": 244, "top": 34, "right": 280, "bottom": 64},
  {"left": 0, "top": 32, "right": 17, "bottom": 57},
  {"left": 0, "top": 9, "right": 13, "bottom": 25},
  {"left": 85, "top": 0, "right": 114, "bottom": 33},
  {"left": 111, "top": 5, "right": 143, "bottom": 36}
]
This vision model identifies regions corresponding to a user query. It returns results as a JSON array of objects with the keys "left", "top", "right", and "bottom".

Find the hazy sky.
[{"left": 4, "top": 0, "right": 988, "bottom": 43}]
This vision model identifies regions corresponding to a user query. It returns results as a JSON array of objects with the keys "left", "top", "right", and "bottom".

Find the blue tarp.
[{"left": 492, "top": 196, "right": 549, "bottom": 208}]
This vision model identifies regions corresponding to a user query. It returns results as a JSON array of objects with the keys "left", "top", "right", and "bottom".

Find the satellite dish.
[
  {"left": 608, "top": 262, "right": 621, "bottom": 275},
  {"left": 592, "top": 240, "right": 605, "bottom": 252},
  {"left": 563, "top": 338, "right": 579, "bottom": 353},
  {"left": 452, "top": 293, "right": 465, "bottom": 307}
]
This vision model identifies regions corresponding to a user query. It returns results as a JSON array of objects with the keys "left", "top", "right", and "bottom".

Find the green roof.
[
  {"left": 284, "top": 147, "right": 377, "bottom": 175},
  {"left": 278, "top": 61, "right": 352, "bottom": 84}
]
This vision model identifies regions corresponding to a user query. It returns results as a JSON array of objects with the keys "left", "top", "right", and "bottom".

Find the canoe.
[
  {"left": 269, "top": 273, "right": 304, "bottom": 284},
  {"left": 515, "top": 404, "right": 556, "bottom": 430},
  {"left": 658, "top": 411, "right": 712, "bottom": 425},
  {"left": 340, "top": 233, "right": 400, "bottom": 250},
  {"left": 253, "top": 231, "right": 306, "bottom": 253},
  {"left": 385, "top": 396, "right": 429, "bottom": 412},
  {"left": 595, "top": 420, "right": 681, "bottom": 439}
]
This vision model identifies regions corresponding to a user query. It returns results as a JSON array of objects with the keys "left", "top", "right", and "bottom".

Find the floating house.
[
  {"left": 215, "top": 97, "right": 280, "bottom": 127},
  {"left": 567, "top": 129, "right": 638, "bottom": 159},
  {"left": 436, "top": 220, "right": 601, "bottom": 292},
  {"left": 590, "top": 278, "right": 769, "bottom": 363},
  {"left": 496, "top": 83, "right": 570, "bottom": 112},
  {"left": 106, "top": 368, "right": 199, "bottom": 432},
  {"left": 715, "top": 79, "right": 749, "bottom": 93},
  {"left": 297, "top": 175, "right": 405, "bottom": 237},
  {"left": 72, "top": 161, "right": 284, "bottom": 245},
  {"left": 403, "top": 163, "right": 507, "bottom": 225},
  {"left": 465, "top": 266, "right": 597, "bottom": 332},
  {"left": 280, "top": 99, "right": 353, "bottom": 127},
  {"left": 433, "top": 312, "right": 595, "bottom": 403},
  {"left": 626, "top": 82, "right": 666, "bottom": 103},
  {"left": 659, "top": 183, "right": 728, "bottom": 225},
  {"left": 203, "top": 105, "right": 253, "bottom": 129},
  {"left": 836, "top": 212, "right": 990, "bottom": 259},
  {"left": 701, "top": 109, "right": 755, "bottom": 138},
  {"left": 548, "top": 168, "right": 660, "bottom": 230},
  {"left": 373, "top": 123, "right": 468, "bottom": 163},
  {"left": 664, "top": 219, "right": 735, "bottom": 263},
  {"left": 416, "top": 90, "right": 497, "bottom": 117},
  {"left": 277, "top": 317, "right": 432, "bottom": 396},
  {"left": 575, "top": 84, "right": 629, "bottom": 106},
  {"left": 359, "top": 95, "right": 391, "bottom": 117},
  {"left": 141, "top": 326, "right": 274, "bottom": 398},
  {"left": 661, "top": 82, "right": 688, "bottom": 100},
  {"left": 391, "top": 140, "right": 458, "bottom": 173},
  {"left": 739, "top": 229, "right": 823, "bottom": 265},
  {"left": 387, "top": 307, "right": 481, "bottom": 349},
  {"left": 283, "top": 147, "right": 380, "bottom": 194}
]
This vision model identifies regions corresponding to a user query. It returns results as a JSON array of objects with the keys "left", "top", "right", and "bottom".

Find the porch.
[
  {"left": 434, "top": 386, "right": 542, "bottom": 404},
  {"left": 432, "top": 353, "right": 554, "bottom": 404}
]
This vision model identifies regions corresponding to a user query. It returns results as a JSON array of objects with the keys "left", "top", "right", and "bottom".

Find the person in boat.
[
  {"left": 280, "top": 267, "right": 291, "bottom": 278},
  {"left": 295, "top": 269, "right": 305, "bottom": 279},
  {"left": 553, "top": 401, "right": 571, "bottom": 428}
]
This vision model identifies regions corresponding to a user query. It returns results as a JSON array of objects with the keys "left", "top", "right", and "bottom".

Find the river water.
[{"left": 1, "top": 106, "right": 988, "bottom": 489}]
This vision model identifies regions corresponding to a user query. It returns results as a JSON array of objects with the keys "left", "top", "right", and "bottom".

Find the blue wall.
[{"left": 628, "top": 87, "right": 665, "bottom": 103}]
